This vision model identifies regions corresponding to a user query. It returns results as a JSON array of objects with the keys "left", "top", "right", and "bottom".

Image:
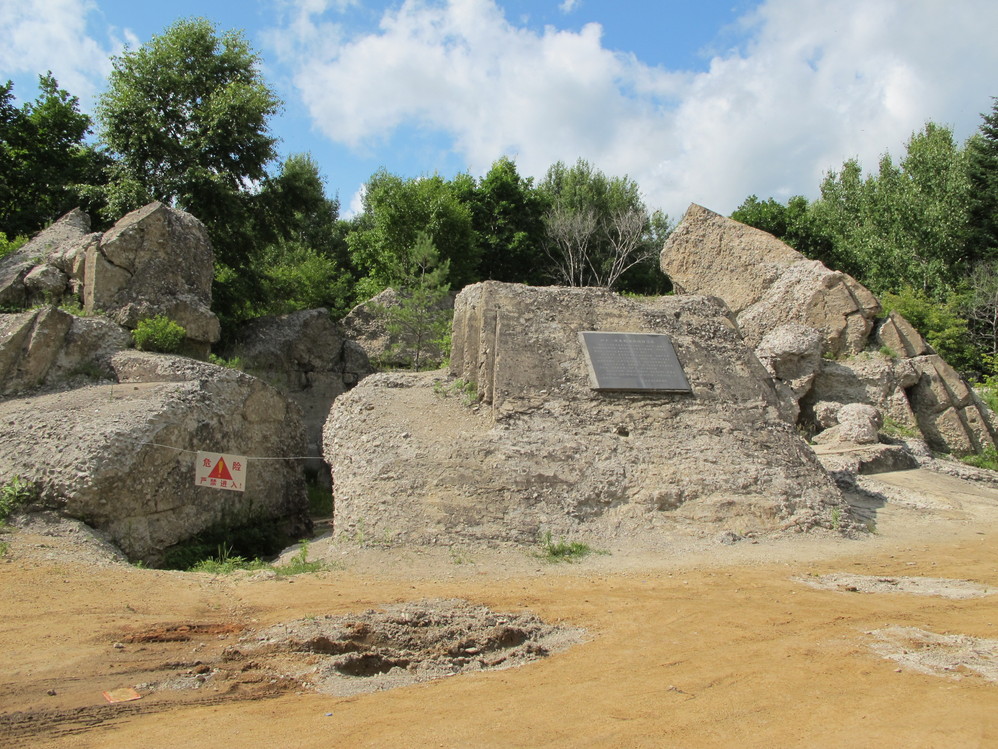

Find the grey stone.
[
  {"left": 227, "top": 308, "right": 373, "bottom": 475},
  {"left": 661, "top": 204, "right": 996, "bottom": 457},
  {"left": 0, "top": 350, "right": 311, "bottom": 564},
  {"left": 84, "top": 202, "right": 220, "bottom": 346},
  {"left": 326, "top": 282, "right": 849, "bottom": 546}
]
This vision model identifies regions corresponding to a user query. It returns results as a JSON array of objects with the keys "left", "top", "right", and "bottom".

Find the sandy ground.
[{"left": 4, "top": 467, "right": 998, "bottom": 748}]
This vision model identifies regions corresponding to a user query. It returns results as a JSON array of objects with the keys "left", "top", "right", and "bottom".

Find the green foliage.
[
  {"left": 188, "top": 543, "right": 270, "bottom": 574},
  {"left": 962, "top": 445, "right": 998, "bottom": 471},
  {"left": 434, "top": 377, "right": 479, "bottom": 405},
  {"left": 348, "top": 170, "right": 479, "bottom": 296},
  {"left": 186, "top": 541, "right": 327, "bottom": 576},
  {"left": 536, "top": 531, "right": 601, "bottom": 563},
  {"left": 967, "top": 97, "right": 998, "bottom": 262},
  {"left": 468, "top": 156, "right": 548, "bottom": 284},
  {"left": 95, "top": 18, "right": 280, "bottom": 219},
  {"left": 0, "top": 476, "right": 36, "bottom": 526},
  {"left": 273, "top": 541, "right": 326, "bottom": 576},
  {"left": 306, "top": 480, "right": 333, "bottom": 517},
  {"left": 0, "top": 231, "right": 27, "bottom": 260},
  {"left": 538, "top": 159, "right": 666, "bottom": 291},
  {"left": 881, "top": 288, "right": 978, "bottom": 372},
  {"left": 0, "top": 74, "right": 104, "bottom": 237},
  {"left": 132, "top": 315, "right": 187, "bottom": 353},
  {"left": 731, "top": 194, "right": 839, "bottom": 271},
  {"left": 810, "top": 123, "right": 972, "bottom": 297},
  {"left": 375, "top": 232, "right": 453, "bottom": 370},
  {"left": 880, "top": 417, "right": 919, "bottom": 439},
  {"left": 160, "top": 516, "right": 290, "bottom": 570},
  {"left": 208, "top": 353, "right": 243, "bottom": 369}
]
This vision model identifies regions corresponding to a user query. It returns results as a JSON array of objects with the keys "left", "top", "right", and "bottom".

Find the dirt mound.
[{"left": 246, "top": 598, "right": 586, "bottom": 696}]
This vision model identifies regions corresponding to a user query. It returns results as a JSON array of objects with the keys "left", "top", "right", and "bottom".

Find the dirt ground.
[{"left": 4, "top": 467, "right": 998, "bottom": 748}]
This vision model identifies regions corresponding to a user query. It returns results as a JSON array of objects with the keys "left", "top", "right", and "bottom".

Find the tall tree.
[
  {"left": 968, "top": 97, "right": 998, "bottom": 263},
  {"left": 347, "top": 170, "right": 479, "bottom": 300},
  {"left": 808, "top": 123, "right": 972, "bottom": 298},
  {"left": 538, "top": 159, "right": 666, "bottom": 291},
  {"left": 94, "top": 17, "right": 281, "bottom": 246},
  {"left": 0, "top": 74, "right": 103, "bottom": 237},
  {"left": 468, "top": 157, "right": 548, "bottom": 284}
]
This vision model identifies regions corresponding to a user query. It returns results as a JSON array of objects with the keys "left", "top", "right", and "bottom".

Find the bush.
[{"left": 132, "top": 315, "right": 187, "bottom": 353}]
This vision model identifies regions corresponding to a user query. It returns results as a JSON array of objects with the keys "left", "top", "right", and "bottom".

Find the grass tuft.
[{"left": 536, "top": 531, "right": 602, "bottom": 563}]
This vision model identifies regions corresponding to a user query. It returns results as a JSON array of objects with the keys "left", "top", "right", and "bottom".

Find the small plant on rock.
[
  {"left": 0, "top": 476, "right": 36, "bottom": 527},
  {"left": 132, "top": 315, "right": 187, "bottom": 353}
]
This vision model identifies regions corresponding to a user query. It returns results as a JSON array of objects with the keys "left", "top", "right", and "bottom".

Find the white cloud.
[
  {"left": 273, "top": 0, "right": 998, "bottom": 219},
  {"left": 559, "top": 0, "right": 580, "bottom": 13},
  {"left": 0, "top": 0, "right": 126, "bottom": 105}
]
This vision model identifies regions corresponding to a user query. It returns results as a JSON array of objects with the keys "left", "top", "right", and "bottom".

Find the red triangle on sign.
[{"left": 208, "top": 458, "right": 234, "bottom": 481}]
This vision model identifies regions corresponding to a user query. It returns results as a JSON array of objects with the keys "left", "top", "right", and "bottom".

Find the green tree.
[
  {"left": 348, "top": 170, "right": 479, "bottom": 300},
  {"left": 96, "top": 18, "right": 280, "bottom": 221},
  {"left": 538, "top": 159, "right": 666, "bottom": 291},
  {"left": 468, "top": 156, "right": 548, "bottom": 284},
  {"left": 809, "top": 123, "right": 972, "bottom": 297},
  {"left": 968, "top": 97, "right": 998, "bottom": 263},
  {"left": 881, "top": 287, "right": 978, "bottom": 374},
  {"left": 0, "top": 74, "right": 103, "bottom": 237},
  {"left": 731, "top": 194, "right": 841, "bottom": 272},
  {"left": 376, "top": 231, "right": 453, "bottom": 370}
]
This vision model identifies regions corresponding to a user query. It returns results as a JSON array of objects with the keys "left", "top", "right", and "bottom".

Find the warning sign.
[{"left": 195, "top": 451, "right": 247, "bottom": 492}]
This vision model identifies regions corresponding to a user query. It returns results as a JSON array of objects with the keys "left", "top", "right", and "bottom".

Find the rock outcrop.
[
  {"left": 1, "top": 203, "right": 220, "bottom": 353},
  {"left": 325, "top": 282, "right": 848, "bottom": 546},
  {"left": 661, "top": 204, "right": 996, "bottom": 455},
  {"left": 227, "top": 309, "right": 372, "bottom": 478},
  {"left": 0, "top": 208, "right": 97, "bottom": 308},
  {"left": 84, "top": 202, "right": 220, "bottom": 350},
  {"left": 0, "top": 307, "right": 130, "bottom": 395},
  {"left": 0, "top": 351, "right": 310, "bottom": 564}
]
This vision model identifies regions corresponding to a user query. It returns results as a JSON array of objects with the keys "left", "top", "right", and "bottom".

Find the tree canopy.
[{"left": 0, "top": 74, "right": 102, "bottom": 238}]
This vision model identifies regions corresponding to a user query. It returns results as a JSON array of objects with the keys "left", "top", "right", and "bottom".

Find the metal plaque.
[{"left": 579, "top": 331, "right": 692, "bottom": 393}]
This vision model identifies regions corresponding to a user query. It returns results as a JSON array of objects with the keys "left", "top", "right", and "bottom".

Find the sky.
[{"left": 2, "top": 0, "right": 997, "bottom": 221}]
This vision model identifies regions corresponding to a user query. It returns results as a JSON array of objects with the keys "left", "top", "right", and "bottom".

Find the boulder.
[
  {"left": 812, "top": 403, "right": 882, "bottom": 445},
  {"left": 661, "top": 204, "right": 996, "bottom": 456},
  {"left": 0, "top": 351, "right": 310, "bottom": 564},
  {"left": 227, "top": 308, "right": 373, "bottom": 476},
  {"left": 0, "top": 307, "right": 130, "bottom": 395},
  {"left": 325, "top": 282, "right": 849, "bottom": 546},
  {"left": 84, "top": 202, "right": 220, "bottom": 349},
  {"left": 0, "top": 208, "right": 99, "bottom": 307}
]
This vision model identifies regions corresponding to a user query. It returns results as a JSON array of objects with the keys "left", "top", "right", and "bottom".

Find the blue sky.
[{"left": 3, "top": 0, "right": 997, "bottom": 220}]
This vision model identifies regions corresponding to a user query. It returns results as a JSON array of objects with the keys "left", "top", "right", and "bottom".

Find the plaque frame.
[{"left": 579, "top": 331, "right": 692, "bottom": 393}]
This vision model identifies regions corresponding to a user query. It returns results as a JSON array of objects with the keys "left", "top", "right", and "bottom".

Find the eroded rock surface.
[
  {"left": 85, "top": 202, "right": 220, "bottom": 348},
  {"left": 0, "top": 351, "right": 310, "bottom": 563},
  {"left": 661, "top": 204, "right": 996, "bottom": 456},
  {"left": 326, "top": 282, "right": 848, "bottom": 546},
  {"left": 227, "top": 309, "right": 372, "bottom": 475}
]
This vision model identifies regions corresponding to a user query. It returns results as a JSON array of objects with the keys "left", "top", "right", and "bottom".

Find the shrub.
[
  {"left": 132, "top": 315, "right": 187, "bottom": 353},
  {"left": 0, "top": 476, "right": 36, "bottom": 526}
]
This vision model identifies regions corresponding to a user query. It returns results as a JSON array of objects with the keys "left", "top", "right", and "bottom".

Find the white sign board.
[{"left": 195, "top": 451, "right": 247, "bottom": 492}]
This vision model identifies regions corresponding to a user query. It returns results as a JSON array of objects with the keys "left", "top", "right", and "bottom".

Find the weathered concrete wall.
[{"left": 326, "top": 282, "right": 848, "bottom": 546}]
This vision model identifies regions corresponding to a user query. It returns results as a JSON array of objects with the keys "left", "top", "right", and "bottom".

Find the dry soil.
[{"left": 3, "top": 467, "right": 998, "bottom": 748}]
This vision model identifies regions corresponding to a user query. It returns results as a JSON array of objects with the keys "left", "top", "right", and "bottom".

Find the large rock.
[
  {"left": 0, "top": 307, "right": 130, "bottom": 395},
  {"left": 325, "top": 282, "right": 848, "bottom": 546},
  {"left": 84, "top": 202, "right": 220, "bottom": 348},
  {"left": 0, "top": 351, "right": 310, "bottom": 563},
  {"left": 661, "top": 204, "right": 997, "bottom": 456},
  {"left": 0, "top": 208, "right": 98, "bottom": 307},
  {"left": 227, "top": 308, "right": 372, "bottom": 476}
]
